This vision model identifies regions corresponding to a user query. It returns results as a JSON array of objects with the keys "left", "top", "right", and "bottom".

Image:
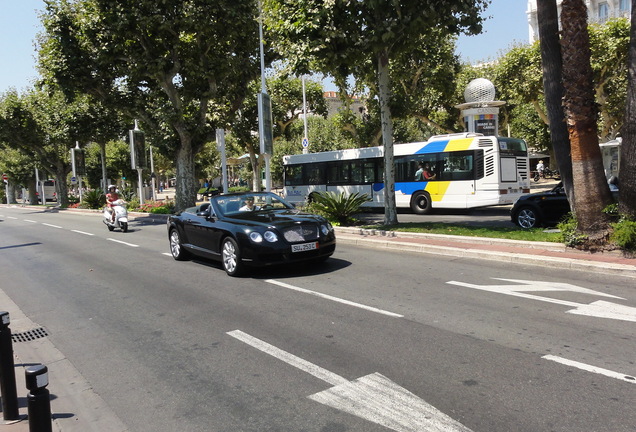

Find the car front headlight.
[
  {"left": 249, "top": 231, "right": 278, "bottom": 243},
  {"left": 320, "top": 223, "right": 333, "bottom": 236},
  {"left": 264, "top": 231, "right": 278, "bottom": 242},
  {"left": 249, "top": 232, "right": 263, "bottom": 243}
]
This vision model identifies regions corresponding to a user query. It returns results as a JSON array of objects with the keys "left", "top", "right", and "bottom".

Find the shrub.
[
  {"left": 310, "top": 191, "right": 371, "bottom": 226},
  {"left": 81, "top": 189, "right": 106, "bottom": 209},
  {"left": 557, "top": 213, "right": 588, "bottom": 247},
  {"left": 136, "top": 200, "right": 175, "bottom": 214},
  {"left": 610, "top": 218, "right": 636, "bottom": 251}
]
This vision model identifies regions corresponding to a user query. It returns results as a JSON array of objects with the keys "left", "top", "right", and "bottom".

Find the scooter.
[{"left": 103, "top": 199, "right": 129, "bottom": 232}]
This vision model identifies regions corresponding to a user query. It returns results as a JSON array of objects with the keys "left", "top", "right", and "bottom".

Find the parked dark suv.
[{"left": 510, "top": 183, "right": 571, "bottom": 229}]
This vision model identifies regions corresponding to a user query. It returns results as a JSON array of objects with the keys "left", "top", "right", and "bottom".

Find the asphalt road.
[{"left": 0, "top": 206, "right": 634, "bottom": 432}]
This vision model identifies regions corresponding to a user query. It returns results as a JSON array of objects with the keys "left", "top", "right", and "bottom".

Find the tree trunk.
[
  {"left": 560, "top": 0, "right": 614, "bottom": 236},
  {"left": 174, "top": 139, "right": 198, "bottom": 212},
  {"left": 377, "top": 49, "right": 398, "bottom": 226},
  {"left": 536, "top": 0, "right": 575, "bottom": 204},
  {"left": 619, "top": 0, "right": 636, "bottom": 219}
]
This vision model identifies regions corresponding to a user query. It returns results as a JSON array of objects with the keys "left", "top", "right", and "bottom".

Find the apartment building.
[{"left": 527, "top": 0, "right": 631, "bottom": 43}]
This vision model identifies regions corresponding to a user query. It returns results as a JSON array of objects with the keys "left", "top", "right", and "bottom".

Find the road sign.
[
  {"left": 302, "top": 138, "right": 309, "bottom": 148},
  {"left": 2, "top": 173, "right": 8, "bottom": 182}
]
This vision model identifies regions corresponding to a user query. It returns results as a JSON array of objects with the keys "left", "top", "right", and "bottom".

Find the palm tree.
[
  {"left": 620, "top": 0, "right": 636, "bottom": 219},
  {"left": 536, "top": 0, "right": 574, "bottom": 204},
  {"left": 560, "top": 0, "right": 614, "bottom": 238}
]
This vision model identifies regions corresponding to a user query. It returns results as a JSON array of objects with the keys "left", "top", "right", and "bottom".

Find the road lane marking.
[
  {"left": 265, "top": 279, "right": 403, "bottom": 318},
  {"left": 107, "top": 238, "right": 139, "bottom": 247},
  {"left": 228, "top": 330, "right": 473, "bottom": 432},
  {"left": 447, "top": 278, "right": 635, "bottom": 322},
  {"left": 24, "top": 219, "right": 37, "bottom": 223},
  {"left": 71, "top": 230, "right": 94, "bottom": 236},
  {"left": 42, "top": 223, "right": 62, "bottom": 228},
  {"left": 542, "top": 355, "right": 636, "bottom": 384},
  {"left": 228, "top": 330, "right": 348, "bottom": 386}
]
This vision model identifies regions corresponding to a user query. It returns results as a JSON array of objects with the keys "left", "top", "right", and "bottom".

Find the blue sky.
[{"left": 0, "top": 0, "right": 529, "bottom": 94}]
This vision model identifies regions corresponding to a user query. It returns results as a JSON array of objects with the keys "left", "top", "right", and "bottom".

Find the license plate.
[{"left": 291, "top": 242, "right": 318, "bottom": 253}]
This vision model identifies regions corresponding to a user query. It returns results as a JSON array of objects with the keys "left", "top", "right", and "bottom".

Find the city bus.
[{"left": 282, "top": 133, "right": 530, "bottom": 214}]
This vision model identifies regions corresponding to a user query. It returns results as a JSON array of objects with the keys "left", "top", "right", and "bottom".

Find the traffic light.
[
  {"left": 74, "top": 148, "right": 86, "bottom": 176},
  {"left": 129, "top": 128, "right": 147, "bottom": 170}
]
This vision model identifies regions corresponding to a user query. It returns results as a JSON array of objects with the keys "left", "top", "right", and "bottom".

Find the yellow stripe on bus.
[
  {"left": 427, "top": 181, "right": 451, "bottom": 202},
  {"left": 443, "top": 138, "right": 474, "bottom": 152}
]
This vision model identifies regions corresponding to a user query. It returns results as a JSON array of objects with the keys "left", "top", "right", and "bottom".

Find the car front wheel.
[
  {"left": 222, "top": 237, "right": 244, "bottom": 276},
  {"left": 516, "top": 207, "right": 540, "bottom": 229},
  {"left": 169, "top": 229, "right": 189, "bottom": 260}
]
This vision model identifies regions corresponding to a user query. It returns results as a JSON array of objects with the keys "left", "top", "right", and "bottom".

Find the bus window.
[
  {"left": 284, "top": 165, "right": 303, "bottom": 186},
  {"left": 327, "top": 161, "right": 350, "bottom": 184},
  {"left": 306, "top": 163, "right": 325, "bottom": 184},
  {"left": 439, "top": 151, "right": 475, "bottom": 181}
]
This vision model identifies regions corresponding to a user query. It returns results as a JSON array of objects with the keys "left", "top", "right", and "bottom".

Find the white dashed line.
[
  {"left": 543, "top": 355, "right": 636, "bottom": 384},
  {"left": 107, "top": 238, "right": 139, "bottom": 247},
  {"left": 71, "top": 230, "right": 95, "bottom": 236},
  {"left": 265, "top": 279, "right": 403, "bottom": 318},
  {"left": 42, "top": 223, "right": 62, "bottom": 228}
]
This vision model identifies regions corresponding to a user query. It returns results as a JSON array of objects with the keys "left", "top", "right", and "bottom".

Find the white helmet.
[{"left": 108, "top": 185, "right": 116, "bottom": 190}]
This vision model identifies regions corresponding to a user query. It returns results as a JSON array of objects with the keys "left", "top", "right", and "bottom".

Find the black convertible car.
[{"left": 167, "top": 192, "right": 336, "bottom": 276}]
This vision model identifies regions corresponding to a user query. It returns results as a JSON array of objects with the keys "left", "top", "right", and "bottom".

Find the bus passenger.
[{"left": 422, "top": 163, "right": 436, "bottom": 180}]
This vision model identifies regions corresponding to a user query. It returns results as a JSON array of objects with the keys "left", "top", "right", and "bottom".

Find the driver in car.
[{"left": 239, "top": 196, "right": 260, "bottom": 211}]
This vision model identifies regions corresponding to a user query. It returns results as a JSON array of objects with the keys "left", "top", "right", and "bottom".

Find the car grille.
[{"left": 281, "top": 224, "right": 319, "bottom": 243}]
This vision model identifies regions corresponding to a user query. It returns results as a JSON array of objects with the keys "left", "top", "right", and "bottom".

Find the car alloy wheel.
[
  {"left": 169, "top": 229, "right": 188, "bottom": 260},
  {"left": 517, "top": 207, "right": 539, "bottom": 229},
  {"left": 222, "top": 237, "right": 243, "bottom": 276}
]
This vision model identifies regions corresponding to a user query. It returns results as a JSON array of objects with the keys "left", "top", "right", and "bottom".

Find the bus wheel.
[{"left": 410, "top": 191, "right": 432, "bottom": 215}]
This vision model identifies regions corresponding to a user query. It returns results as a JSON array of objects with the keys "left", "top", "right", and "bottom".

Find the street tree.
[
  {"left": 619, "top": 0, "right": 636, "bottom": 219},
  {"left": 228, "top": 74, "right": 327, "bottom": 192},
  {"left": 560, "top": 0, "right": 614, "bottom": 239},
  {"left": 39, "top": 0, "right": 265, "bottom": 211},
  {"left": 263, "top": 0, "right": 488, "bottom": 225},
  {"left": 536, "top": 0, "right": 574, "bottom": 203}
]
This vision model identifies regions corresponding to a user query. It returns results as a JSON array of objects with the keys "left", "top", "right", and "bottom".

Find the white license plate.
[{"left": 291, "top": 242, "right": 318, "bottom": 253}]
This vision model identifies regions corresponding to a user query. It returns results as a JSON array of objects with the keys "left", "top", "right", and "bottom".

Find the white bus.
[{"left": 282, "top": 133, "right": 531, "bottom": 214}]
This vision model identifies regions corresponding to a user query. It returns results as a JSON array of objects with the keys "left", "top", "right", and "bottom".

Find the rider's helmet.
[{"left": 108, "top": 185, "right": 117, "bottom": 192}]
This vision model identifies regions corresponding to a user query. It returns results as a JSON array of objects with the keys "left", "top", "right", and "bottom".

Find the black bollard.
[
  {"left": 0, "top": 311, "right": 19, "bottom": 421},
  {"left": 25, "top": 364, "right": 52, "bottom": 432}
]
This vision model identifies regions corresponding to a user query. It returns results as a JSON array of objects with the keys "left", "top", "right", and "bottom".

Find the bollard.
[
  {"left": 25, "top": 364, "right": 52, "bottom": 432},
  {"left": 0, "top": 311, "right": 20, "bottom": 421}
]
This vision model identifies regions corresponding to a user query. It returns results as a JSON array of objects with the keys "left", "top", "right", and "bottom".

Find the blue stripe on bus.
[
  {"left": 414, "top": 140, "right": 449, "bottom": 154},
  {"left": 396, "top": 182, "right": 428, "bottom": 195}
]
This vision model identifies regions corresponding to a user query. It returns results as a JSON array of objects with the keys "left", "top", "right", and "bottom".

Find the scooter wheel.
[
  {"left": 107, "top": 224, "right": 115, "bottom": 232},
  {"left": 121, "top": 222, "right": 128, "bottom": 233}
]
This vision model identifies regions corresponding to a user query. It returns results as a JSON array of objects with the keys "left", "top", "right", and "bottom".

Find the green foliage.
[
  {"left": 81, "top": 189, "right": 105, "bottom": 209},
  {"left": 228, "top": 186, "right": 251, "bottom": 193},
  {"left": 610, "top": 219, "right": 636, "bottom": 251},
  {"left": 310, "top": 191, "right": 371, "bottom": 226},
  {"left": 557, "top": 214, "right": 589, "bottom": 247}
]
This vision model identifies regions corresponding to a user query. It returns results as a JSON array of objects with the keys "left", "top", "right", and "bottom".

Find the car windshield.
[{"left": 212, "top": 192, "right": 293, "bottom": 216}]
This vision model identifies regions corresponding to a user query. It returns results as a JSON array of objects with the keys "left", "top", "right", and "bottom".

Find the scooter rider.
[{"left": 106, "top": 185, "right": 120, "bottom": 223}]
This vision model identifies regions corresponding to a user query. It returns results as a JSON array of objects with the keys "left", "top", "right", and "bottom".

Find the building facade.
[{"left": 527, "top": 0, "right": 631, "bottom": 43}]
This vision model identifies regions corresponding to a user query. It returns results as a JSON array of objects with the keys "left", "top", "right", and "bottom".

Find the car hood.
[{"left": 223, "top": 210, "right": 328, "bottom": 228}]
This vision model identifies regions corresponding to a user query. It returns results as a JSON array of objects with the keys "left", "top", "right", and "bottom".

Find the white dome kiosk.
[{"left": 455, "top": 78, "right": 506, "bottom": 135}]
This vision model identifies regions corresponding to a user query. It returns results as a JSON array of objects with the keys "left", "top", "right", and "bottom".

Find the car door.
[{"left": 540, "top": 187, "right": 570, "bottom": 224}]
